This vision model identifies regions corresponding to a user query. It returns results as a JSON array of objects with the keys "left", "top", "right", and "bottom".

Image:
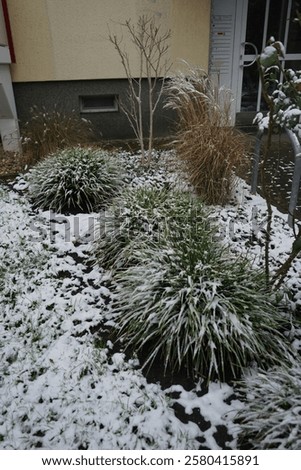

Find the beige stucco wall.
[
  {"left": 171, "top": 0, "right": 211, "bottom": 73},
  {"left": 7, "top": 0, "right": 211, "bottom": 82}
]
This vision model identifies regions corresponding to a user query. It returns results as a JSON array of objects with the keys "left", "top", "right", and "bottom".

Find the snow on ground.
[
  {"left": 0, "top": 153, "right": 300, "bottom": 450},
  {"left": 0, "top": 185, "right": 202, "bottom": 450},
  {"left": 216, "top": 178, "right": 301, "bottom": 308}
]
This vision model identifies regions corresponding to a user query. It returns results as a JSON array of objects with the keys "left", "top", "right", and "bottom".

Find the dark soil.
[{"left": 0, "top": 147, "right": 35, "bottom": 181}]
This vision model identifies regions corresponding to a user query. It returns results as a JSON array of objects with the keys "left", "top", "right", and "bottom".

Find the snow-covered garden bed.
[{"left": 0, "top": 149, "right": 300, "bottom": 450}]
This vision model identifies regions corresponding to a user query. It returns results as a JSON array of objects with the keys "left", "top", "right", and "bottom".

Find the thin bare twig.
[{"left": 108, "top": 16, "right": 171, "bottom": 164}]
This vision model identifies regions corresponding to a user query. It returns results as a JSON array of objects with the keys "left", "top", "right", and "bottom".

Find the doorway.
[{"left": 210, "top": 0, "right": 301, "bottom": 125}]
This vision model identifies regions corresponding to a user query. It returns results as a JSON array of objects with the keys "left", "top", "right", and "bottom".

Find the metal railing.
[{"left": 250, "top": 128, "right": 301, "bottom": 227}]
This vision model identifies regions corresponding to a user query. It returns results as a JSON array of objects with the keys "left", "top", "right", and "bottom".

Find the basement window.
[{"left": 80, "top": 94, "right": 119, "bottom": 113}]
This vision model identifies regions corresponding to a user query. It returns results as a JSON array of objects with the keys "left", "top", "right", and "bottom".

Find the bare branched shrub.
[
  {"left": 108, "top": 15, "right": 171, "bottom": 165},
  {"left": 165, "top": 66, "right": 248, "bottom": 205},
  {"left": 21, "top": 106, "right": 95, "bottom": 162}
]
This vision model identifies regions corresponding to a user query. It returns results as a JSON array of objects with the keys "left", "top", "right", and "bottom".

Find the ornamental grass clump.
[
  {"left": 93, "top": 187, "right": 211, "bottom": 271},
  {"left": 22, "top": 105, "right": 94, "bottom": 162},
  {"left": 235, "top": 362, "right": 301, "bottom": 449},
  {"left": 27, "top": 147, "right": 123, "bottom": 214},
  {"left": 113, "top": 228, "right": 292, "bottom": 381},
  {"left": 164, "top": 66, "right": 248, "bottom": 205}
]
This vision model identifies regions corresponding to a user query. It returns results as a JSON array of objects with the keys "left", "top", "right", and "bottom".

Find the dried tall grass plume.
[
  {"left": 165, "top": 66, "right": 249, "bottom": 205},
  {"left": 21, "top": 105, "right": 95, "bottom": 162}
]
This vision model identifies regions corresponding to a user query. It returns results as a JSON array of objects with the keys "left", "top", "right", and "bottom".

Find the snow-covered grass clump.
[
  {"left": 27, "top": 147, "right": 123, "bottom": 213},
  {"left": 93, "top": 187, "right": 209, "bottom": 271},
  {"left": 235, "top": 362, "right": 301, "bottom": 449},
  {"left": 113, "top": 223, "right": 292, "bottom": 382}
]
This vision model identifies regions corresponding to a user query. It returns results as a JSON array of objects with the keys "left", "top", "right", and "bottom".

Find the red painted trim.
[{"left": 1, "top": 0, "right": 15, "bottom": 63}]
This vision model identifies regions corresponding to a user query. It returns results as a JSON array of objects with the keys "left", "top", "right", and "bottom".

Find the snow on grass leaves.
[
  {"left": 27, "top": 147, "right": 123, "bottom": 214},
  {"left": 235, "top": 361, "right": 301, "bottom": 449},
  {"left": 113, "top": 229, "right": 292, "bottom": 382}
]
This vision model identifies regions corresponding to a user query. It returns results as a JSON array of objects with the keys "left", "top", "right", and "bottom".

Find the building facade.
[
  {"left": 1, "top": 0, "right": 301, "bottom": 151},
  {"left": 2, "top": 0, "right": 211, "bottom": 150},
  {"left": 0, "top": 0, "right": 20, "bottom": 152},
  {"left": 210, "top": 0, "right": 301, "bottom": 125}
]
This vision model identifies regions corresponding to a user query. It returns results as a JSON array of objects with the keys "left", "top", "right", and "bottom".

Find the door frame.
[
  {"left": 211, "top": 0, "right": 301, "bottom": 125},
  {"left": 235, "top": 0, "right": 301, "bottom": 123},
  {"left": 210, "top": 0, "right": 249, "bottom": 124}
]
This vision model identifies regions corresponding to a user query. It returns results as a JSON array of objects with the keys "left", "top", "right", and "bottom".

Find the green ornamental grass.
[
  {"left": 27, "top": 147, "right": 123, "bottom": 213},
  {"left": 93, "top": 187, "right": 211, "bottom": 271},
  {"left": 113, "top": 228, "right": 292, "bottom": 381},
  {"left": 235, "top": 362, "right": 301, "bottom": 449}
]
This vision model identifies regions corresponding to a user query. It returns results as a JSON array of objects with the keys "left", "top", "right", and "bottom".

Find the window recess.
[{"left": 80, "top": 94, "right": 119, "bottom": 113}]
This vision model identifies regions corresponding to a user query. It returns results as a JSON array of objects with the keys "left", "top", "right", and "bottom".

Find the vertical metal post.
[
  {"left": 286, "top": 128, "right": 301, "bottom": 227},
  {"left": 251, "top": 129, "right": 264, "bottom": 194}
]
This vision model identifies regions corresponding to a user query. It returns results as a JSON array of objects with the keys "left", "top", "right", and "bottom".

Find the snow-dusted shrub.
[
  {"left": 113, "top": 229, "right": 291, "bottom": 381},
  {"left": 93, "top": 187, "right": 210, "bottom": 270},
  {"left": 22, "top": 105, "right": 94, "bottom": 161},
  {"left": 27, "top": 147, "right": 123, "bottom": 213},
  {"left": 255, "top": 39, "right": 301, "bottom": 136},
  {"left": 235, "top": 362, "right": 301, "bottom": 449},
  {"left": 164, "top": 66, "right": 248, "bottom": 205}
]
